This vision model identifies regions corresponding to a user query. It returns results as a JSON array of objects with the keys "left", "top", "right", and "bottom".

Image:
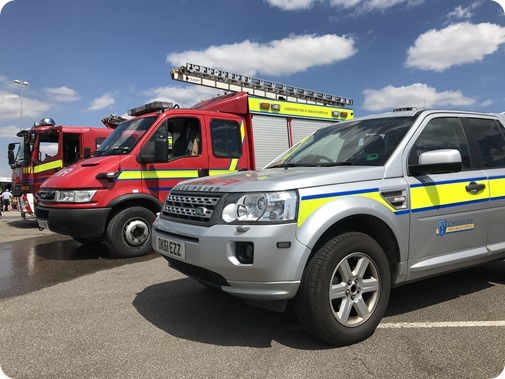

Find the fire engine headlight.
[
  {"left": 222, "top": 191, "right": 298, "bottom": 223},
  {"left": 56, "top": 190, "right": 97, "bottom": 203}
]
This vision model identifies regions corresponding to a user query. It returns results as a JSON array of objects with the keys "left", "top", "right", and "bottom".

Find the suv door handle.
[{"left": 465, "top": 181, "right": 486, "bottom": 194}]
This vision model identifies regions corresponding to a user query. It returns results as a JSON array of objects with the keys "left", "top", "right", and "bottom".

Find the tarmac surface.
[
  {"left": 0, "top": 210, "right": 54, "bottom": 244},
  {"left": 0, "top": 209, "right": 504, "bottom": 379}
]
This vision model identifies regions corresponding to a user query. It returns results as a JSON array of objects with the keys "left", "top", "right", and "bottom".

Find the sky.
[{"left": 0, "top": 0, "right": 504, "bottom": 178}]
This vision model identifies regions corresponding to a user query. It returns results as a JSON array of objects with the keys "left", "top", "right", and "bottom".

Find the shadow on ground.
[{"left": 133, "top": 260, "right": 504, "bottom": 349}]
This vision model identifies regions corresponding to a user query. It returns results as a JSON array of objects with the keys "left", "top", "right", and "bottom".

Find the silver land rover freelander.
[{"left": 152, "top": 108, "right": 505, "bottom": 345}]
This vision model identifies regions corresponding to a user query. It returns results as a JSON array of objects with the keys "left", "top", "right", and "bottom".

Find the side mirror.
[
  {"left": 83, "top": 147, "right": 91, "bottom": 159},
  {"left": 8, "top": 150, "right": 14, "bottom": 166},
  {"left": 409, "top": 149, "right": 462, "bottom": 176},
  {"left": 139, "top": 138, "right": 169, "bottom": 164},
  {"left": 154, "top": 138, "right": 169, "bottom": 163}
]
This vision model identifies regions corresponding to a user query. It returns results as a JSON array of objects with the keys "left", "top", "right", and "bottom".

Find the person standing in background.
[{"left": 2, "top": 189, "right": 12, "bottom": 212}]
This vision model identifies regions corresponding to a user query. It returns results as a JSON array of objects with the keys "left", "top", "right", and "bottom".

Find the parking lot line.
[{"left": 378, "top": 321, "right": 505, "bottom": 328}]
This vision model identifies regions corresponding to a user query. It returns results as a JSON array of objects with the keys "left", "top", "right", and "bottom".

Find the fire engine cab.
[
  {"left": 35, "top": 63, "right": 354, "bottom": 257},
  {"left": 8, "top": 117, "right": 113, "bottom": 218}
]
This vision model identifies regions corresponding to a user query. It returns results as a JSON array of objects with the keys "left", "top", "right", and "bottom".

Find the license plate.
[
  {"left": 157, "top": 236, "right": 186, "bottom": 260},
  {"left": 38, "top": 219, "right": 49, "bottom": 229}
]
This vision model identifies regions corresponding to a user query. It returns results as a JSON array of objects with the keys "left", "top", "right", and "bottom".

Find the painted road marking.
[{"left": 378, "top": 321, "right": 505, "bottom": 328}]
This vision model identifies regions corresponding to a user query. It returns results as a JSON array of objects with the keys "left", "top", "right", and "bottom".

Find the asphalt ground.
[{"left": 0, "top": 210, "right": 504, "bottom": 379}]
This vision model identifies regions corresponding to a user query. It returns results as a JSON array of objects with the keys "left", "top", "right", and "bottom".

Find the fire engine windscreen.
[
  {"left": 266, "top": 117, "right": 413, "bottom": 168},
  {"left": 12, "top": 131, "right": 35, "bottom": 166},
  {"left": 94, "top": 117, "right": 156, "bottom": 156}
]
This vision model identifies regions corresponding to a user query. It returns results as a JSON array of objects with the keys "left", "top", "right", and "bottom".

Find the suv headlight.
[
  {"left": 56, "top": 190, "right": 97, "bottom": 203},
  {"left": 222, "top": 191, "right": 298, "bottom": 223}
]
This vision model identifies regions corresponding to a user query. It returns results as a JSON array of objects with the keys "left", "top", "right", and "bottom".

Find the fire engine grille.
[
  {"left": 37, "top": 190, "right": 56, "bottom": 201},
  {"left": 162, "top": 193, "right": 221, "bottom": 222}
]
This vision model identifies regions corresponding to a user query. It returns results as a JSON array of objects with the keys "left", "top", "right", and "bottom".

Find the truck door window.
[
  {"left": 96, "top": 137, "right": 106, "bottom": 149},
  {"left": 38, "top": 130, "right": 59, "bottom": 163},
  {"left": 171, "top": 118, "right": 201, "bottom": 157},
  {"left": 210, "top": 120, "right": 241, "bottom": 158},
  {"left": 466, "top": 118, "right": 505, "bottom": 168},
  {"left": 63, "top": 133, "right": 81, "bottom": 166},
  {"left": 408, "top": 117, "right": 472, "bottom": 169},
  {"left": 144, "top": 118, "right": 201, "bottom": 160}
]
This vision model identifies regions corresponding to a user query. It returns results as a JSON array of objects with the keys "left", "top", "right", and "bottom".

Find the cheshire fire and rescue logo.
[{"left": 436, "top": 218, "right": 474, "bottom": 236}]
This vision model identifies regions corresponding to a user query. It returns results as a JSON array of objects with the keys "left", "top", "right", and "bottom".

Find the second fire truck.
[{"left": 8, "top": 118, "right": 114, "bottom": 218}]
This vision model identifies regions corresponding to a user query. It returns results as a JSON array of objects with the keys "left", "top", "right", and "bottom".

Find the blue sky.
[{"left": 0, "top": 0, "right": 504, "bottom": 177}]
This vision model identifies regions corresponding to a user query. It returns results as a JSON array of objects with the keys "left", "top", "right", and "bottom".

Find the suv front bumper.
[{"left": 152, "top": 217, "right": 310, "bottom": 302}]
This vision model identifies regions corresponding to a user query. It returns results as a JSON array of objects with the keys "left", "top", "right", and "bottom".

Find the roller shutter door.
[
  {"left": 251, "top": 115, "right": 290, "bottom": 168},
  {"left": 291, "top": 118, "right": 331, "bottom": 146}
]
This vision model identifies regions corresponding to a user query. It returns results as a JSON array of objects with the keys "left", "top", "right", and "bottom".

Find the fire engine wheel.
[
  {"left": 105, "top": 206, "right": 156, "bottom": 258},
  {"left": 294, "top": 232, "right": 391, "bottom": 346}
]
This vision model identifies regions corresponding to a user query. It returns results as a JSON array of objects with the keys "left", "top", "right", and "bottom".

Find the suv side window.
[
  {"left": 210, "top": 120, "right": 241, "bottom": 158},
  {"left": 466, "top": 118, "right": 505, "bottom": 168},
  {"left": 408, "top": 117, "right": 472, "bottom": 170}
]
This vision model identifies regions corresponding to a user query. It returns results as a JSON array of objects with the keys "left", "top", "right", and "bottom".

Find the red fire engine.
[
  {"left": 36, "top": 63, "right": 354, "bottom": 257},
  {"left": 8, "top": 117, "right": 114, "bottom": 218}
]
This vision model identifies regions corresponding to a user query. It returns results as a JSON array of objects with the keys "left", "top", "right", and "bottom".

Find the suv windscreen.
[{"left": 267, "top": 117, "right": 414, "bottom": 168}]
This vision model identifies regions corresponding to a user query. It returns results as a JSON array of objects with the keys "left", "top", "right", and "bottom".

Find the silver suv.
[{"left": 152, "top": 109, "right": 505, "bottom": 345}]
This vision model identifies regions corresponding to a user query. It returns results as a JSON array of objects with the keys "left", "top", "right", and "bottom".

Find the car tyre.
[{"left": 294, "top": 231, "right": 391, "bottom": 346}]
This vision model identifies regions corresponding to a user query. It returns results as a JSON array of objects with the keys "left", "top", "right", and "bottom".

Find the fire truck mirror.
[
  {"left": 154, "top": 138, "right": 169, "bottom": 163},
  {"left": 8, "top": 150, "right": 14, "bottom": 166},
  {"left": 138, "top": 138, "right": 169, "bottom": 164},
  {"left": 84, "top": 147, "right": 91, "bottom": 159}
]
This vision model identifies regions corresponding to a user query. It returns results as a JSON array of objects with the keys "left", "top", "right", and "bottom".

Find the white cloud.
[
  {"left": 264, "top": 0, "right": 318, "bottom": 10},
  {"left": 481, "top": 99, "right": 494, "bottom": 107},
  {"left": 143, "top": 85, "right": 221, "bottom": 108},
  {"left": 406, "top": 22, "right": 505, "bottom": 72},
  {"left": 447, "top": 5, "right": 473, "bottom": 19},
  {"left": 265, "top": 0, "right": 424, "bottom": 12},
  {"left": 167, "top": 34, "right": 356, "bottom": 76},
  {"left": 43, "top": 86, "right": 80, "bottom": 102},
  {"left": 86, "top": 93, "right": 115, "bottom": 111},
  {"left": 446, "top": 2, "right": 483, "bottom": 21},
  {"left": 0, "top": 90, "right": 52, "bottom": 120},
  {"left": 0, "top": 124, "right": 21, "bottom": 138},
  {"left": 362, "top": 83, "right": 475, "bottom": 111}
]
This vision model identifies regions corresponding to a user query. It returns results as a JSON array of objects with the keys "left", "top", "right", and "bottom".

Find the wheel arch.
[
  {"left": 297, "top": 196, "right": 404, "bottom": 283},
  {"left": 307, "top": 214, "right": 400, "bottom": 284},
  {"left": 106, "top": 193, "right": 162, "bottom": 223}
]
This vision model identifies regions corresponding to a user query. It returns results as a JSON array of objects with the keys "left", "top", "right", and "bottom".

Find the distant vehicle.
[
  {"left": 152, "top": 108, "right": 505, "bottom": 345},
  {"left": 8, "top": 117, "right": 114, "bottom": 218},
  {"left": 35, "top": 63, "right": 354, "bottom": 258}
]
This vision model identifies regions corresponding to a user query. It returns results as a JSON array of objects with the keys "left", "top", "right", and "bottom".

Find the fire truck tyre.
[
  {"left": 105, "top": 207, "right": 156, "bottom": 258},
  {"left": 294, "top": 232, "right": 391, "bottom": 346}
]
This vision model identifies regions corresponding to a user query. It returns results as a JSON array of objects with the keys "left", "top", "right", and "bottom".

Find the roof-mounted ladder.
[{"left": 170, "top": 63, "right": 353, "bottom": 107}]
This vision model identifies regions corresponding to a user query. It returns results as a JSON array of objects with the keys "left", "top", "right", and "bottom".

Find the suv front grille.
[{"left": 162, "top": 193, "right": 221, "bottom": 223}]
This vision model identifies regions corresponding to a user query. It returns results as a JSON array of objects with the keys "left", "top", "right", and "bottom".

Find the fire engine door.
[{"left": 141, "top": 116, "right": 209, "bottom": 200}]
